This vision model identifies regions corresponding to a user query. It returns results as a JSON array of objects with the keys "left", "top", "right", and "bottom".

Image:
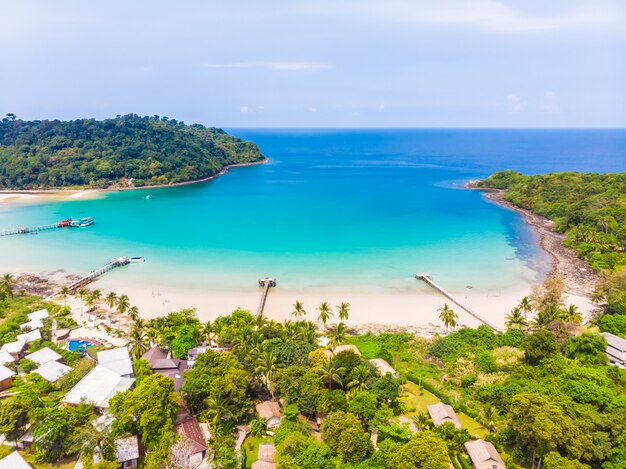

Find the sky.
[{"left": 2, "top": 0, "right": 625, "bottom": 127}]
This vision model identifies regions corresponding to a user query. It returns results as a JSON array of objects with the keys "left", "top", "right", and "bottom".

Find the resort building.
[
  {"left": 142, "top": 346, "right": 188, "bottom": 390},
  {"left": 63, "top": 365, "right": 135, "bottom": 409},
  {"left": 27, "top": 309, "right": 49, "bottom": 321},
  {"left": 16, "top": 328, "right": 42, "bottom": 343},
  {"left": 115, "top": 435, "right": 140, "bottom": 469},
  {"left": 369, "top": 358, "right": 398, "bottom": 377},
  {"left": 601, "top": 333, "right": 626, "bottom": 367},
  {"left": 0, "top": 364, "right": 17, "bottom": 391},
  {"left": 323, "top": 344, "right": 362, "bottom": 359},
  {"left": 0, "top": 339, "right": 27, "bottom": 359},
  {"left": 464, "top": 439, "right": 505, "bottom": 469},
  {"left": 25, "top": 346, "right": 62, "bottom": 365},
  {"left": 427, "top": 402, "right": 462, "bottom": 429},
  {"left": 34, "top": 360, "right": 72, "bottom": 383},
  {"left": 97, "top": 347, "right": 134, "bottom": 377},
  {"left": 256, "top": 400, "right": 283, "bottom": 429},
  {"left": 0, "top": 450, "right": 32, "bottom": 468},
  {"left": 20, "top": 319, "right": 44, "bottom": 331},
  {"left": 174, "top": 401, "right": 208, "bottom": 467},
  {"left": 0, "top": 350, "right": 16, "bottom": 365},
  {"left": 251, "top": 443, "right": 277, "bottom": 469}
]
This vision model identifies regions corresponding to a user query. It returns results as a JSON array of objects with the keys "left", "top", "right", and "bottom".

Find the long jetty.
[
  {"left": 257, "top": 277, "right": 276, "bottom": 317},
  {"left": 1, "top": 217, "right": 90, "bottom": 237},
  {"left": 48, "top": 257, "right": 131, "bottom": 299},
  {"left": 416, "top": 273, "right": 500, "bottom": 331}
]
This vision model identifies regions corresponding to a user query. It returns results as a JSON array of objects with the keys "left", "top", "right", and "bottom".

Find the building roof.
[
  {"left": 174, "top": 416, "right": 207, "bottom": 455},
  {"left": 0, "top": 364, "right": 16, "bottom": 382},
  {"left": 20, "top": 319, "right": 44, "bottom": 331},
  {"left": 464, "top": 440, "right": 505, "bottom": 469},
  {"left": 601, "top": 332, "right": 626, "bottom": 361},
  {"left": 369, "top": 358, "right": 397, "bottom": 377},
  {"left": 16, "top": 329, "right": 42, "bottom": 343},
  {"left": 255, "top": 443, "right": 277, "bottom": 467},
  {"left": 63, "top": 365, "right": 135, "bottom": 408},
  {"left": 0, "top": 450, "right": 32, "bottom": 469},
  {"left": 27, "top": 309, "right": 49, "bottom": 321},
  {"left": 25, "top": 346, "right": 63, "bottom": 365},
  {"left": 0, "top": 351, "right": 16, "bottom": 365},
  {"left": 427, "top": 402, "right": 462, "bottom": 429},
  {"left": 115, "top": 435, "right": 140, "bottom": 462},
  {"left": 34, "top": 360, "right": 72, "bottom": 382},
  {"left": 331, "top": 344, "right": 361, "bottom": 356},
  {"left": 97, "top": 347, "right": 134, "bottom": 376},
  {"left": 0, "top": 339, "right": 28, "bottom": 355},
  {"left": 256, "top": 401, "right": 282, "bottom": 421},
  {"left": 142, "top": 346, "right": 168, "bottom": 365}
]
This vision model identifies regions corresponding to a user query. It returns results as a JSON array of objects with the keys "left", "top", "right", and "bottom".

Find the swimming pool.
[{"left": 67, "top": 339, "right": 94, "bottom": 352}]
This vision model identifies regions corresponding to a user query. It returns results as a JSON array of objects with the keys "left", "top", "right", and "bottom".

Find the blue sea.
[{"left": 1, "top": 129, "right": 625, "bottom": 310}]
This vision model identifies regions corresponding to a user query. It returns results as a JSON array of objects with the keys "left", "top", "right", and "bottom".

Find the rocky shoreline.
[{"left": 467, "top": 182, "right": 598, "bottom": 297}]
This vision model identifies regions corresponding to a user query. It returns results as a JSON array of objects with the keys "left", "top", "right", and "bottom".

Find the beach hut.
[
  {"left": 16, "top": 328, "right": 42, "bottom": 343},
  {"left": 256, "top": 401, "right": 283, "bottom": 429},
  {"left": 20, "top": 319, "right": 44, "bottom": 331},
  {"left": 0, "top": 350, "right": 16, "bottom": 365},
  {"left": 98, "top": 347, "right": 134, "bottom": 377},
  {"left": 63, "top": 365, "right": 135, "bottom": 409},
  {"left": 464, "top": 439, "right": 505, "bottom": 469},
  {"left": 27, "top": 309, "right": 49, "bottom": 321},
  {"left": 0, "top": 364, "right": 17, "bottom": 391},
  {"left": 369, "top": 358, "right": 398, "bottom": 377},
  {"left": 34, "top": 361, "right": 72, "bottom": 383},
  {"left": 25, "top": 346, "right": 62, "bottom": 365},
  {"left": 0, "top": 339, "right": 27, "bottom": 359},
  {"left": 252, "top": 443, "right": 277, "bottom": 469},
  {"left": 0, "top": 450, "right": 32, "bottom": 468},
  {"left": 601, "top": 333, "right": 626, "bottom": 367},
  {"left": 427, "top": 402, "right": 462, "bottom": 429}
]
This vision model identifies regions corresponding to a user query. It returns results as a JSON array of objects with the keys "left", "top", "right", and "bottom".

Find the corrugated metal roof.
[{"left": 26, "top": 347, "right": 62, "bottom": 365}]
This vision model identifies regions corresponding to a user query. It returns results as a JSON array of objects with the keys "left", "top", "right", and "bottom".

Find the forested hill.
[{"left": 0, "top": 114, "right": 265, "bottom": 189}]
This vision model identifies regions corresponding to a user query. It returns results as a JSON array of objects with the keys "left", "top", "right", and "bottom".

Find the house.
[
  {"left": 464, "top": 440, "right": 505, "bottom": 469},
  {"left": 323, "top": 344, "right": 362, "bottom": 359},
  {"left": 0, "top": 364, "right": 16, "bottom": 391},
  {"left": 34, "top": 361, "right": 72, "bottom": 383},
  {"left": 427, "top": 402, "right": 462, "bottom": 429},
  {"left": 98, "top": 347, "right": 134, "bottom": 377},
  {"left": 251, "top": 443, "right": 277, "bottom": 469},
  {"left": 27, "top": 309, "right": 49, "bottom": 321},
  {"left": 256, "top": 401, "right": 283, "bottom": 429},
  {"left": 0, "top": 450, "right": 33, "bottom": 468},
  {"left": 0, "top": 339, "right": 28, "bottom": 359},
  {"left": 369, "top": 358, "right": 398, "bottom": 377},
  {"left": 115, "top": 435, "right": 140, "bottom": 469},
  {"left": 174, "top": 403, "right": 208, "bottom": 468},
  {"left": 20, "top": 319, "right": 44, "bottom": 331},
  {"left": 16, "top": 329, "right": 42, "bottom": 343},
  {"left": 0, "top": 350, "right": 16, "bottom": 365},
  {"left": 25, "top": 346, "right": 62, "bottom": 365},
  {"left": 601, "top": 333, "right": 626, "bottom": 367},
  {"left": 141, "top": 347, "right": 188, "bottom": 390},
  {"left": 63, "top": 365, "right": 135, "bottom": 409}
]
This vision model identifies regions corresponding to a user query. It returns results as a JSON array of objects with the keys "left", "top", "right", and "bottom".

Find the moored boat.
[
  {"left": 129, "top": 256, "right": 145, "bottom": 263},
  {"left": 69, "top": 217, "right": 95, "bottom": 227}
]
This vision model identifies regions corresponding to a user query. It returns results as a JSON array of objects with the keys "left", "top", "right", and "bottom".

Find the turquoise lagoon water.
[{"left": 1, "top": 129, "right": 625, "bottom": 295}]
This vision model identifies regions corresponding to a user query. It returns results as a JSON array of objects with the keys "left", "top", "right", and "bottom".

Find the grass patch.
[
  {"left": 458, "top": 412, "right": 488, "bottom": 439},
  {"left": 242, "top": 435, "right": 274, "bottom": 468},
  {"left": 399, "top": 381, "right": 440, "bottom": 415}
]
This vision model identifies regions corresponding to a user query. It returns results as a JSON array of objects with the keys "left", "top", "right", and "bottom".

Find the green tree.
[
  {"left": 321, "top": 411, "right": 372, "bottom": 463},
  {"left": 523, "top": 329, "right": 560, "bottom": 365},
  {"left": 0, "top": 398, "right": 31, "bottom": 444},
  {"left": 438, "top": 303, "right": 458, "bottom": 331},
  {"left": 347, "top": 391, "right": 378, "bottom": 423},
  {"left": 506, "top": 306, "right": 529, "bottom": 330},
  {"left": 116, "top": 294, "right": 130, "bottom": 316},
  {"left": 382, "top": 431, "right": 450, "bottom": 468},
  {"left": 337, "top": 302, "right": 350, "bottom": 321},
  {"left": 317, "top": 302, "right": 333, "bottom": 327},
  {"left": 170, "top": 324, "right": 198, "bottom": 359},
  {"left": 105, "top": 291, "right": 117, "bottom": 319},
  {"left": 329, "top": 322, "right": 347, "bottom": 349},
  {"left": 292, "top": 300, "right": 306, "bottom": 320},
  {"left": 543, "top": 452, "right": 590, "bottom": 469},
  {"left": 319, "top": 359, "right": 345, "bottom": 391},
  {"left": 559, "top": 304, "right": 583, "bottom": 323},
  {"left": 564, "top": 333, "right": 608, "bottom": 365}
]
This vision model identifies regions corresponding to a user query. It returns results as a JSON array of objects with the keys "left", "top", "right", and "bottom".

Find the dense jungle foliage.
[{"left": 0, "top": 114, "right": 265, "bottom": 189}]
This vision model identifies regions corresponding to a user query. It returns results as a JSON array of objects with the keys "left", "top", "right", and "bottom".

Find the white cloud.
[
  {"left": 542, "top": 91, "right": 560, "bottom": 113},
  {"left": 309, "top": 107, "right": 317, "bottom": 113},
  {"left": 378, "top": 104, "right": 385, "bottom": 112},
  {"left": 202, "top": 63, "right": 252, "bottom": 69},
  {"left": 506, "top": 95, "right": 528, "bottom": 113},
  {"left": 201, "top": 61, "right": 330, "bottom": 72},
  {"left": 240, "top": 106, "right": 249, "bottom": 113}
]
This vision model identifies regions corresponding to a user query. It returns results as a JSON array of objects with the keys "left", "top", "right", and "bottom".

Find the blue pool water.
[{"left": 67, "top": 339, "right": 93, "bottom": 352}]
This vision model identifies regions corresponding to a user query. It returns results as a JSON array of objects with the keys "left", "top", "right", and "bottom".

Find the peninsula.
[{"left": 0, "top": 114, "right": 265, "bottom": 190}]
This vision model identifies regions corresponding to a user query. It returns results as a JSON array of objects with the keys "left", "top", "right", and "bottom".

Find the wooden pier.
[
  {"left": 416, "top": 273, "right": 500, "bottom": 331},
  {"left": 48, "top": 257, "right": 131, "bottom": 299},
  {"left": 1, "top": 217, "right": 91, "bottom": 237},
  {"left": 257, "top": 277, "right": 276, "bottom": 317}
]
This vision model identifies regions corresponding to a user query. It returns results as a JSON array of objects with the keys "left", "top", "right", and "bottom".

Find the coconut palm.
[
  {"left": 519, "top": 296, "right": 533, "bottom": 318},
  {"left": 204, "top": 395, "right": 235, "bottom": 431},
  {"left": 146, "top": 327, "right": 160, "bottom": 347},
  {"left": 116, "top": 294, "right": 130, "bottom": 316},
  {"left": 531, "top": 303, "right": 560, "bottom": 329},
  {"left": 105, "top": 292, "right": 117, "bottom": 319},
  {"left": 591, "top": 290, "right": 606, "bottom": 306},
  {"left": 337, "top": 302, "right": 350, "bottom": 322},
  {"left": 77, "top": 288, "right": 88, "bottom": 316},
  {"left": 505, "top": 307, "right": 528, "bottom": 331},
  {"left": 317, "top": 302, "right": 333, "bottom": 328},
  {"left": 559, "top": 304, "right": 583, "bottom": 323},
  {"left": 438, "top": 303, "right": 458, "bottom": 331},
  {"left": 483, "top": 404, "right": 498, "bottom": 432},
  {"left": 91, "top": 289, "right": 102, "bottom": 305},
  {"left": 127, "top": 322, "right": 148, "bottom": 359},
  {"left": 292, "top": 300, "right": 306, "bottom": 321},
  {"left": 59, "top": 286, "right": 70, "bottom": 305},
  {"left": 85, "top": 292, "right": 97, "bottom": 312},
  {"left": 255, "top": 349, "right": 277, "bottom": 398},
  {"left": 203, "top": 320, "right": 215, "bottom": 346},
  {"left": 329, "top": 322, "right": 347, "bottom": 349},
  {"left": 348, "top": 364, "right": 371, "bottom": 392},
  {"left": 413, "top": 411, "right": 432, "bottom": 431},
  {"left": 127, "top": 305, "right": 140, "bottom": 323},
  {"left": 297, "top": 321, "right": 317, "bottom": 344},
  {"left": 1, "top": 273, "right": 14, "bottom": 296},
  {"left": 319, "top": 359, "right": 345, "bottom": 391}
]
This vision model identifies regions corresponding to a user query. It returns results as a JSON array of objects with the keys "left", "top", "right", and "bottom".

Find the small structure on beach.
[
  {"left": 27, "top": 309, "right": 49, "bottom": 321},
  {"left": 0, "top": 450, "right": 32, "bottom": 469},
  {"left": 252, "top": 443, "right": 277, "bottom": 469},
  {"left": 64, "top": 365, "right": 135, "bottom": 409},
  {"left": 20, "top": 319, "right": 44, "bottom": 331},
  {"left": 34, "top": 360, "right": 72, "bottom": 383},
  {"left": 98, "top": 347, "right": 134, "bottom": 377},
  {"left": 256, "top": 400, "right": 283, "bottom": 429},
  {"left": 25, "top": 346, "right": 62, "bottom": 365},
  {"left": 0, "top": 364, "right": 17, "bottom": 391},
  {"left": 601, "top": 332, "right": 626, "bottom": 367},
  {"left": 464, "top": 439, "right": 505, "bottom": 469},
  {"left": 427, "top": 402, "right": 461, "bottom": 429},
  {"left": 0, "top": 350, "right": 16, "bottom": 365},
  {"left": 369, "top": 358, "right": 397, "bottom": 377},
  {"left": 0, "top": 339, "right": 28, "bottom": 359},
  {"left": 16, "top": 328, "right": 42, "bottom": 343},
  {"left": 323, "top": 343, "right": 362, "bottom": 359}
]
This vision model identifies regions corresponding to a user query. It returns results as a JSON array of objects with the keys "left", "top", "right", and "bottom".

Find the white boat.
[{"left": 129, "top": 257, "right": 145, "bottom": 263}]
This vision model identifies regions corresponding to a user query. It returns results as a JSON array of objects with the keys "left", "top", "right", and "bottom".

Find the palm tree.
[
  {"left": 319, "top": 359, "right": 344, "bottom": 391},
  {"left": 591, "top": 290, "right": 606, "bottom": 306},
  {"left": 59, "top": 286, "right": 70, "bottom": 306},
  {"left": 483, "top": 404, "right": 498, "bottom": 432},
  {"left": 203, "top": 321, "right": 215, "bottom": 346},
  {"left": 116, "top": 294, "right": 130, "bottom": 316},
  {"left": 255, "top": 349, "right": 277, "bottom": 398},
  {"left": 78, "top": 288, "right": 88, "bottom": 316},
  {"left": 438, "top": 303, "right": 458, "bottom": 331},
  {"left": 329, "top": 322, "right": 347, "bottom": 349},
  {"left": 413, "top": 411, "right": 432, "bottom": 431},
  {"left": 204, "top": 395, "right": 235, "bottom": 431},
  {"left": 127, "top": 323, "right": 148, "bottom": 359},
  {"left": 505, "top": 307, "right": 528, "bottom": 331},
  {"left": 1, "top": 273, "right": 14, "bottom": 296},
  {"left": 519, "top": 296, "right": 533, "bottom": 318},
  {"left": 317, "top": 302, "right": 333, "bottom": 328},
  {"left": 146, "top": 327, "right": 160, "bottom": 347},
  {"left": 531, "top": 303, "right": 560, "bottom": 329},
  {"left": 91, "top": 289, "right": 102, "bottom": 305},
  {"left": 559, "top": 304, "right": 582, "bottom": 323},
  {"left": 105, "top": 292, "right": 117, "bottom": 319},
  {"left": 348, "top": 364, "right": 371, "bottom": 392},
  {"left": 337, "top": 302, "right": 350, "bottom": 322},
  {"left": 78, "top": 423, "right": 116, "bottom": 462},
  {"left": 292, "top": 301, "right": 306, "bottom": 321},
  {"left": 127, "top": 305, "right": 140, "bottom": 323}
]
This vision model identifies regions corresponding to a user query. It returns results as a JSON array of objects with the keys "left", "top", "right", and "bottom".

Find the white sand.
[{"left": 0, "top": 190, "right": 102, "bottom": 205}]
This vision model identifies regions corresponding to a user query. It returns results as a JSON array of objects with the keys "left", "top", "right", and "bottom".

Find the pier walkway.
[
  {"left": 257, "top": 278, "right": 276, "bottom": 317},
  {"left": 416, "top": 273, "right": 500, "bottom": 331},
  {"left": 1, "top": 217, "right": 92, "bottom": 237},
  {"left": 48, "top": 257, "right": 131, "bottom": 299}
]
